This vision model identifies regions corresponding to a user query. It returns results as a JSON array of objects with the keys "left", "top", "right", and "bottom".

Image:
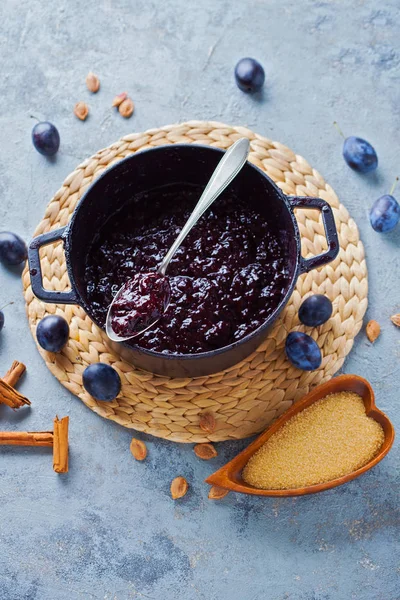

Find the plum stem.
[
  {"left": 333, "top": 121, "right": 345, "bottom": 139},
  {"left": 30, "top": 115, "right": 40, "bottom": 122},
  {"left": 389, "top": 177, "right": 399, "bottom": 196},
  {"left": 0, "top": 301, "right": 14, "bottom": 312}
]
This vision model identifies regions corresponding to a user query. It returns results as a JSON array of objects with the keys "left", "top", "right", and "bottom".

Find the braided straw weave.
[{"left": 22, "top": 121, "right": 368, "bottom": 443}]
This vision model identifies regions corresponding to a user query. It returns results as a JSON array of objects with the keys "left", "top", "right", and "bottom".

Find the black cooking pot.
[{"left": 28, "top": 145, "right": 339, "bottom": 377}]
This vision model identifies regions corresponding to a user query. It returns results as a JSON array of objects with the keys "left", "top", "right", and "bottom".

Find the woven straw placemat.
[{"left": 22, "top": 121, "right": 368, "bottom": 443}]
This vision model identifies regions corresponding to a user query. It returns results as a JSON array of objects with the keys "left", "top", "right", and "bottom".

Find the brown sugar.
[{"left": 242, "top": 392, "right": 384, "bottom": 490}]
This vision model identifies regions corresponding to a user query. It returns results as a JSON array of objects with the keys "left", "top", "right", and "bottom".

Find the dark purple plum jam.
[
  {"left": 85, "top": 184, "right": 290, "bottom": 354},
  {"left": 111, "top": 272, "right": 171, "bottom": 337}
]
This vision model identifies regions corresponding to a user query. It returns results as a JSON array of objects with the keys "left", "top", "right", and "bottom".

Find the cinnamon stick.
[
  {"left": 0, "top": 361, "right": 30, "bottom": 408},
  {"left": 0, "top": 379, "right": 31, "bottom": 409},
  {"left": 3, "top": 360, "right": 26, "bottom": 387},
  {"left": 0, "top": 431, "right": 53, "bottom": 446},
  {"left": 53, "top": 416, "right": 69, "bottom": 473}
]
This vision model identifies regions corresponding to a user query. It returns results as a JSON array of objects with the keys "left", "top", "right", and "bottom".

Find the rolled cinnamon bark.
[
  {"left": 0, "top": 379, "right": 31, "bottom": 408},
  {"left": 53, "top": 416, "right": 69, "bottom": 473},
  {"left": 0, "top": 416, "right": 69, "bottom": 473},
  {"left": 0, "top": 361, "right": 30, "bottom": 408},
  {"left": 3, "top": 361, "right": 26, "bottom": 387},
  {"left": 0, "top": 431, "right": 53, "bottom": 446}
]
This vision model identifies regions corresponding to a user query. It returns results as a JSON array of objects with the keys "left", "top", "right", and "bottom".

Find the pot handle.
[
  {"left": 28, "top": 227, "right": 79, "bottom": 304},
  {"left": 288, "top": 196, "right": 339, "bottom": 273}
]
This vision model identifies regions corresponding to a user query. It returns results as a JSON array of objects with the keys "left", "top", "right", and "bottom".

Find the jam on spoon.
[
  {"left": 105, "top": 138, "right": 250, "bottom": 342},
  {"left": 110, "top": 272, "right": 171, "bottom": 337}
]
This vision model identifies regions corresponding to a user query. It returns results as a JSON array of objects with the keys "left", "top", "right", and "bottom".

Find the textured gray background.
[{"left": 0, "top": 1, "right": 399, "bottom": 599}]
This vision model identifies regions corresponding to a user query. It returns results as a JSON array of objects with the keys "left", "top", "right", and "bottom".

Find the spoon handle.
[{"left": 158, "top": 138, "right": 250, "bottom": 276}]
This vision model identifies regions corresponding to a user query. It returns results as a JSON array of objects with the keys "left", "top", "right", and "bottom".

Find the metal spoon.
[{"left": 106, "top": 137, "right": 250, "bottom": 342}]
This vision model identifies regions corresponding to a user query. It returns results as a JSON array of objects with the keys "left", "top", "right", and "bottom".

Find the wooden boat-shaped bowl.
[{"left": 206, "top": 374, "right": 395, "bottom": 497}]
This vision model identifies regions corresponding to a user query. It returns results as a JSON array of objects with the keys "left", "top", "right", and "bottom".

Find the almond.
[
  {"left": 366, "top": 320, "right": 380, "bottom": 343},
  {"left": 194, "top": 443, "right": 217, "bottom": 460},
  {"left": 119, "top": 97, "right": 134, "bottom": 118},
  {"left": 208, "top": 485, "right": 229, "bottom": 500},
  {"left": 130, "top": 438, "right": 147, "bottom": 461},
  {"left": 199, "top": 412, "right": 216, "bottom": 433},
  {"left": 86, "top": 72, "right": 100, "bottom": 93},
  {"left": 74, "top": 101, "right": 89, "bottom": 121},
  {"left": 390, "top": 314, "right": 400, "bottom": 327},
  {"left": 112, "top": 92, "right": 128, "bottom": 107},
  {"left": 170, "top": 476, "right": 188, "bottom": 500}
]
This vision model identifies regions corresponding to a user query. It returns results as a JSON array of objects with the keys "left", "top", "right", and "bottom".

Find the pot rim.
[{"left": 64, "top": 143, "right": 303, "bottom": 363}]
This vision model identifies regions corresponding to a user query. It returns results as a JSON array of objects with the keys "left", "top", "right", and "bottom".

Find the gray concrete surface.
[{"left": 0, "top": 0, "right": 399, "bottom": 598}]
